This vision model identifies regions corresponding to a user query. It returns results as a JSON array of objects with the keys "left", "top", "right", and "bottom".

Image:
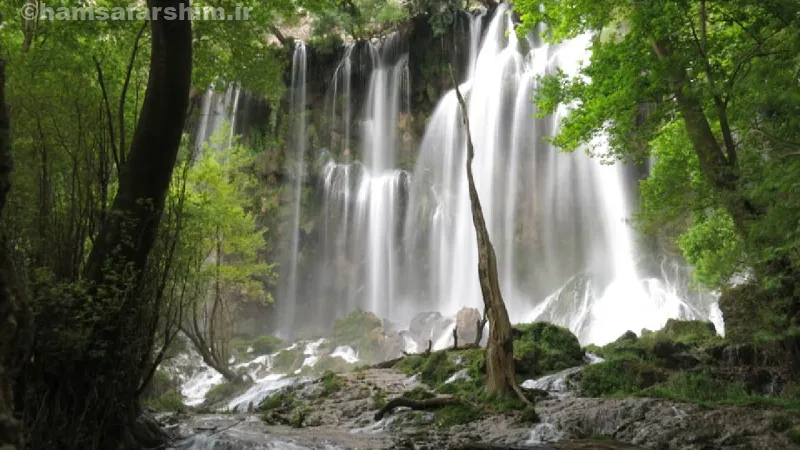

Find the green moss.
[
  {"left": 580, "top": 358, "right": 667, "bottom": 397},
  {"left": 519, "top": 405, "right": 540, "bottom": 424},
  {"left": 372, "top": 390, "right": 387, "bottom": 408},
  {"left": 205, "top": 381, "right": 248, "bottom": 405},
  {"left": 258, "top": 391, "right": 295, "bottom": 412},
  {"left": 272, "top": 347, "right": 305, "bottom": 373},
  {"left": 331, "top": 310, "right": 384, "bottom": 362},
  {"left": 514, "top": 322, "right": 584, "bottom": 378},
  {"left": 404, "top": 386, "right": 436, "bottom": 401},
  {"left": 251, "top": 334, "right": 283, "bottom": 355},
  {"left": 789, "top": 427, "right": 800, "bottom": 445},
  {"left": 659, "top": 319, "right": 720, "bottom": 346},
  {"left": 145, "top": 391, "right": 186, "bottom": 412},
  {"left": 310, "top": 354, "right": 356, "bottom": 374},
  {"left": 434, "top": 403, "right": 480, "bottom": 427},
  {"left": 320, "top": 370, "right": 343, "bottom": 397},
  {"left": 395, "top": 350, "right": 458, "bottom": 386}
]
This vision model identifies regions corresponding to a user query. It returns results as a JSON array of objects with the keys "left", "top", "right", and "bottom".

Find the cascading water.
[
  {"left": 286, "top": 37, "right": 412, "bottom": 333},
  {"left": 194, "top": 84, "right": 241, "bottom": 151},
  {"left": 282, "top": 6, "right": 720, "bottom": 344},
  {"left": 278, "top": 42, "right": 308, "bottom": 331}
]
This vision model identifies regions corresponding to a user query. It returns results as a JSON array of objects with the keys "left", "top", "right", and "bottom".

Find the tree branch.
[
  {"left": 119, "top": 22, "right": 149, "bottom": 165},
  {"left": 93, "top": 56, "right": 121, "bottom": 176}
]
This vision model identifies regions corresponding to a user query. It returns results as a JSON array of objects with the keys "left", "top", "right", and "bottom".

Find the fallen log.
[{"left": 374, "top": 395, "right": 459, "bottom": 421}]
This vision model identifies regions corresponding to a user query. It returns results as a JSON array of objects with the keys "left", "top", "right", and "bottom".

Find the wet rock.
[
  {"left": 409, "top": 311, "right": 452, "bottom": 347},
  {"left": 455, "top": 307, "right": 482, "bottom": 344}
]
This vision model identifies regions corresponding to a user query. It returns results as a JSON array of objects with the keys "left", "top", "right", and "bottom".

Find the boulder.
[
  {"left": 513, "top": 322, "right": 584, "bottom": 378},
  {"left": 455, "top": 307, "right": 482, "bottom": 345},
  {"left": 408, "top": 311, "right": 452, "bottom": 346}
]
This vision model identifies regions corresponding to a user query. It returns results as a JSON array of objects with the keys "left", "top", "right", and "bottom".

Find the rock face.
[{"left": 455, "top": 307, "right": 482, "bottom": 345}]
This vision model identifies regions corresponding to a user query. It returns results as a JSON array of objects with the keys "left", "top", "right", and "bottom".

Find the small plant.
[
  {"left": 320, "top": 370, "right": 343, "bottom": 397},
  {"left": 372, "top": 390, "right": 387, "bottom": 408}
]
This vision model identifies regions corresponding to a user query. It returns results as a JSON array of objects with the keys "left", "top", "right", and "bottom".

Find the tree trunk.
[
  {"left": 0, "top": 54, "right": 22, "bottom": 450},
  {"left": 24, "top": 2, "right": 192, "bottom": 448},
  {"left": 451, "top": 74, "right": 527, "bottom": 402}
]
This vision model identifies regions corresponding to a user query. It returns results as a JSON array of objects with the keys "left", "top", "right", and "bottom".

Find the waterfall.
[
  {"left": 194, "top": 84, "right": 241, "bottom": 151},
  {"left": 281, "top": 7, "right": 720, "bottom": 344},
  {"left": 278, "top": 42, "right": 308, "bottom": 330}
]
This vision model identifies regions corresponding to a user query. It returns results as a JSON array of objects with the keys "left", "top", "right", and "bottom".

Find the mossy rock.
[
  {"left": 659, "top": 319, "right": 718, "bottom": 346},
  {"left": 272, "top": 347, "right": 306, "bottom": 374},
  {"left": 580, "top": 358, "right": 668, "bottom": 397},
  {"left": 513, "top": 322, "right": 584, "bottom": 379},
  {"left": 204, "top": 381, "right": 251, "bottom": 406},
  {"left": 251, "top": 334, "right": 283, "bottom": 355},
  {"left": 331, "top": 309, "right": 384, "bottom": 362}
]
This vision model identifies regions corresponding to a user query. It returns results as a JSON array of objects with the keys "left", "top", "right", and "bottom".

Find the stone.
[
  {"left": 455, "top": 307, "right": 482, "bottom": 345},
  {"left": 408, "top": 311, "right": 452, "bottom": 346}
]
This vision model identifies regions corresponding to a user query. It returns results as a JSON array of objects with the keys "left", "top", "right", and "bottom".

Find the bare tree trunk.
[{"left": 451, "top": 71, "right": 527, "bottom": 402}]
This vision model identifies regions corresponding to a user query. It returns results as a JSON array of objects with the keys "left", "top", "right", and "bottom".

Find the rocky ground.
[
  {"left": 154, "top": 316, "right": 800, "bottom": 450},
  {"left": 163, "top": 366, "right": 798, "bottom": 449}
]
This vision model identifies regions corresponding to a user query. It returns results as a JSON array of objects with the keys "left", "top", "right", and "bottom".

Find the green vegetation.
[
  {"left": 272, "top": 348, "right": 306, "bottom": 374},
  {"left": 330, "top": 310, "right": 384, "bottom": 362},
  {"left": 145, "top": 392, "right": 187, "bottom": 413},
  {"left": 514, "top": 322, "right": 584, "bottom": 378},
  {"left": 513, "top": 0, "right": 800, "bottom": 341},
  {"left": 580, "top": 358, "right": 667, "bottom": 397},
  {"left": 251, "top": 335, "right": 283, "bottom": 355},
  {"left": 204, "top": 381, "right": 248, "bottom": 406},
  {"left": 320, "top": 370, "right": 344, "bottom": 397}
]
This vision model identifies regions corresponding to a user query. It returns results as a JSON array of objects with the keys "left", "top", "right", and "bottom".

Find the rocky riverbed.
[
  {"left": 152, "top": 316, "right": 800, "bottom": 450},
  {"left": 162, "top": 366, "right": 797, "bottom": 449}
]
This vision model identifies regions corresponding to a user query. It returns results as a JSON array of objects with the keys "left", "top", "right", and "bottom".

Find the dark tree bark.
[
  {"left": 0, "top": 54, "right": 22, "bottom": 450},
  {"left": 23, "top": 2, "right": 192, "bottom": 449},
  {"left": 451, "top": 71, "right": 527, "bottom": 402}
]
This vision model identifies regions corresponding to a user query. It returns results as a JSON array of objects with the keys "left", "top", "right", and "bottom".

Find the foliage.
[
  {"left": 513, "top": 322, "right": 585, "bottom": 379},
  {"left": 319, "top": 370, "right": 344, "bottom": 396},
  {"left": 580, "top": 358, "right": 667, "bottom": 397},
  {"left": 433, "top": 403, "right": 480, "bottom": 427},
  {"left": 145, "top": 391, "right": 186, "bottom": 413},
  {"left": 514, "top": 0, "right": 800, "bottom": 336},
  {"left": 311, "top": 0, "right": 463, "bottom": 39}
]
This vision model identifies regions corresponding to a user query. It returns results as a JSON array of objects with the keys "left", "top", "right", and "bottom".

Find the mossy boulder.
[
  {"left": 272, "top": 347, "right": 306, "bottom": 374},
  {"left": 580, "top": 358, "right": 668, "bottom": 397},
  {"left": 719, "top": 282, "right": 785, "bottom": 343},
  {"left": 331, "top": 309, "right": 385, "bottom": 362},
  {"left": 513, "top": 322, "right": 584, "bottom": 378},
  {"left": 251, "top": 334, "right": 283, "bottom": 355}
]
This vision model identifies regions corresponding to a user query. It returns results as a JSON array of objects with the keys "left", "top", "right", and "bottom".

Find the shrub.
[{"left": 320, "top": 370, "right": 343, "bottom": 397}]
